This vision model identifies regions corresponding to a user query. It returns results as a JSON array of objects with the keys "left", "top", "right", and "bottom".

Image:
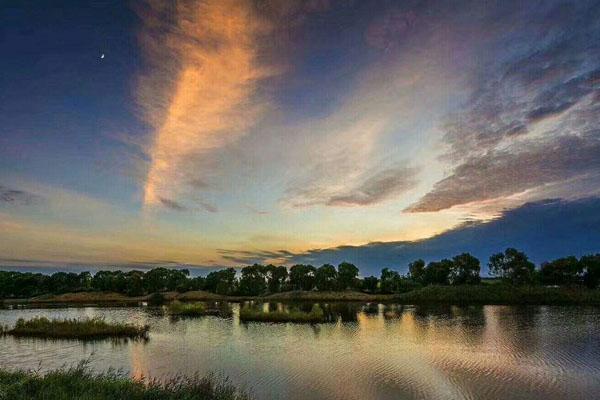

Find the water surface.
[{"left": 1, "top": 303, "right": 599, "bottom": 400}]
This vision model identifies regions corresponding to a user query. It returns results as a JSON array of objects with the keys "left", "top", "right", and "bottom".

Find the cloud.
[
  {"left": 228, "top": 197, "right": 600, "bottom": 275},
  {"left": 410, "top": 1, "right": 600, "bottom": 212},
  {"left": 0, "top": 185, "right": 39, "bottom": 205},
  {"left": 407, "top": 133, "right": 600, "bottom": 212},
  {"left": 158, "top": 197, "right": 187, "bottom": 212},
  {"left": 138, "top": 0, "right": 276, "bottom": 210},
  {"left": 326, "top": 166, "right": 420, "bottom": 207}
]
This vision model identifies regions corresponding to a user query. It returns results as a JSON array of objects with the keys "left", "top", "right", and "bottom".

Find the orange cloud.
[{"left": 138, "top": 0, "right": 274, "bottom": 208}]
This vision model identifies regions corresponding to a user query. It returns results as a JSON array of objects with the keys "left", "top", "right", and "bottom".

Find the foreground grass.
[
  {"left": 1, "top": 317, "right": 149, "bottom": 340},
  {"left": 395, "top": 285, "right": 600, "bottom": 305},
  {"left": 239, "top": 304, "right": 325, "bottom": 323},
  {"left": 0, "top": 363, "right": 249, "bottom": 400}
]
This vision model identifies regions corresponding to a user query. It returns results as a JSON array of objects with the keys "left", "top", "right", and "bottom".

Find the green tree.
[
  {"left": 408, "top": 259, "right": 425, "bottom": 284},
  {"left": 489, "top": 248, "right": 535, "bottom": 285},
  {"left": 380, "top": 268, "right": 401, "bottom": 293},
  {"left": 238, "top": 264, "right": 267, "bottom": 296},
  {"left": 423, "top": 259, "right": 453, "bottom": 285},
  {"left": 144, "top": 268, "right": 170, "bottom": 293},
  {"left": 540, "top": 256, "right": 582, "bottom": 286},
  {"left": 315, "top": 264, "right": 337, "bottom": 291},
  {"left": 205, "top": 268, "right": 237, "bottom": 295},
  {"left": 289, "top": 264, "right": 316, "bottom": 291},
  {"left": 265, "top": 265, "right": 288, "bottom": 293},
  {"left": 580, "top": 254, "right": 600, "bottom": 288},
  {"left": 362, "top": 276, "right": 379, "bottom": 293},
  {"left": 337, "top": 262, "right": 359, "bottom": 290},
  {"left": 450, "top": 253, "right": 481, "bottom": 285}
]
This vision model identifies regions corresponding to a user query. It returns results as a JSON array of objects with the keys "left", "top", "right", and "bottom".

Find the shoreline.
[{"left": 2, "top": 286, "right": 600, "bottom": 307}]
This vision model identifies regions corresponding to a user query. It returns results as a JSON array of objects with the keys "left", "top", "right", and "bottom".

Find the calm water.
[{"left": 1, "top": 303, "right": 600, "bottom": 400}]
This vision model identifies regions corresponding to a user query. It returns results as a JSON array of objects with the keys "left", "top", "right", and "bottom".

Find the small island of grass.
[
  {"left": 239, "top": 304, "right": 325, "bottom": 323},
  {"left": 168, "top": 301, "right": 208, "bottom": 316},
  {"left": 1, "top": 317, "right": 149, "bottom": 340},
  {"left": 0, "top": 363, "right": 249, "bottom": 400}
]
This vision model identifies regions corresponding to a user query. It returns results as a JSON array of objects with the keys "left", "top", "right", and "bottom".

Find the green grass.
[
  {"left": 395, "top": 285, "right": 600, "bottom": 305},
  {"left": 239, "top": 304, "right": 325, "bottom": 323},
  {"left": 0, "top": 362, "right": 249, "bottom": 400},
  {"left": 168, "top": 301, "right": 207, "bottom": 316},
  {"left": 1, "top": 317, "right": 149, "bottom": 340}
]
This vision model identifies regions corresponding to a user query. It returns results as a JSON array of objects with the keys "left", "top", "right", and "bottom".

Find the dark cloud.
[
  {"left": 280, "top": 197, "right": 600, "bottom": 275},
  {"left": 285, "top": 165, "right": 420, "bottom": 208},
  {"left": 158, "top": 197, "right": 187, "bottom": 212},
  {"left": 407, "top": 134, "right": 600, "bottom": 212},
  {"left": 0, "top": 185, "right": 38, "bottom": 205},
  {"left": 413, "top": 1, "right": 600, "bottom": 211},
  {"left": 327, "top": 166, "right": 419, "bottom": 206}
]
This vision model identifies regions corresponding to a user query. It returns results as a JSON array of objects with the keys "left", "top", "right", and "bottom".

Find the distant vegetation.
[
  {"left": 168, "top": 301, "right": 207, "bottom": 316},
  {"left": 1, "top": 249, "right": 600, "bottom": 300},
  {"left": 239, "top": 304, "right": 325, "bottom": 323},
  {"left": 0, "top": 362, "right": 249, "bottom": 400},
  {"left": 1, "top": 317, "right": 149, "bottom": 340}
]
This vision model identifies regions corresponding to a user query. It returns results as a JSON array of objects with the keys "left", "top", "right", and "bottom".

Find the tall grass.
[
  {"left": 395, "top": 285, "right": 600, "bottom": 305},
  {"left": 239, "top": 304, "right": 325, "bottom": 323},
  {"left": 3, "top": 317, "right": 149, "bottom": 340},
  {"left": 168, "top": 301, "right": 206, "bottom": 316},
  {"left": 0, "top": 362, "right": 250, "bottom": 400}
]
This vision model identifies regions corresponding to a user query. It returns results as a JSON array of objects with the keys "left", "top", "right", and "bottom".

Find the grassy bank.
[
  {"left": 168, "top": 301, "right": 208, "bottom": 316},
  {"left": 0, "top": 363, "right": 249, "bottom": 400},
  {"left": 395, "top": 285, "right": 600, "bottom": 305},
  {"left": 4, "top": 287, "right": 600, "bottom": 307},
  {"left": 1, "top": 317, "right": 149, "bottom": 340},
  {"left": 239, "top": 304, "right": 325, "bottom": 323}
]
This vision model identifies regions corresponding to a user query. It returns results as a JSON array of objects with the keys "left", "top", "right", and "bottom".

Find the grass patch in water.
[
  {"left": 239, "top": 304, "right": 325, "bottom": 323},
  {"left": 0, "top": 362, "right": 249, "bottom": 400},
  {"left": 168, "top": 301, "right": 207, "bottom": 316},
  {"left": 1, "top": 317, "right": 149, "bottom": 340}
]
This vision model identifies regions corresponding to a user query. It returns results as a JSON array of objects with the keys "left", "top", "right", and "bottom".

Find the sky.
[{"left": 1, "top": 0, "right": 600, "bottom": 275}]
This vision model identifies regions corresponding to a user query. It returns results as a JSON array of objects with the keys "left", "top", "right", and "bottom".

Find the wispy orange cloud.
[{"left": 138, "top": 0, "right": 274, "bottom": 209}]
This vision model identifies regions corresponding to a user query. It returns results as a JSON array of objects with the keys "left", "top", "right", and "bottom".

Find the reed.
[
  {"left": 239, "top": 304, "right": 325, "bottom": 323},
  {"left": 3, "top": 317, "right": 149, "bottom": 340},
  {"left": 0, "top": 362, "right": 250, "bottom": 400}
]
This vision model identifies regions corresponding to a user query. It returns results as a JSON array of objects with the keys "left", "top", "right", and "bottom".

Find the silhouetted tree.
[
  {"left": 489, "top": 248, "right": 535, "bottom": 285},
  {"left": 315, "top": 264, "right": 337, "bottom": 291},
  {"left": 380, "top": 268, "right": 401, "bottom": 293},
  {"left": 408, "top": 259, "right": 425, "bottom": 284},
  {"left": 540, "top": 256, "right": 582, "bottom": 286},
  {"left": 581, "top": 254, "right": 600, "bottom": 289},
  {"left": 238, "top": 264, "right": 267, "bottom": 296},
  {"left": 362, "top": 276, "right": 379, "bottom": 293},
  {"left": 337, "top": 262, "right": 359, "bottom": 290},
  {"left": 204, "top": 268, "right": 237, "bottom": 295},
  {"left": 265, "top": 265, "right": 288, "bottom": 293},
  {"left": 450, "top": 253, "right": 481, "bottom": 285},
  {"left": 423, "top": 259, "right": 453, "bottom": 285},
  {"left": 289, "top": 264, "right": 316, "bottom": 291}
]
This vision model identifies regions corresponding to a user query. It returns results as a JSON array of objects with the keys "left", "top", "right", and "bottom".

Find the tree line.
[{"left": 1, "top": 248, "right": 599, "bottom": 299}]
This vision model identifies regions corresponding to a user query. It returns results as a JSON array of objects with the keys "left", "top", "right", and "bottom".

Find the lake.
[{"left": 1, "top": 303, "right": 599, "bottom": 399}]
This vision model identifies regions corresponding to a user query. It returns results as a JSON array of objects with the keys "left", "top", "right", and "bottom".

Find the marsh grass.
[
  {"left": 168, "top": 301, "right": 207, "bottom": 316},
  {"left": 0, "top": 361, "right": 250, "bottom": 400},
  {"left": 395, "top": 285, "right": 600, "bottom": 305},
  {"left": 2, "top": 317, "right": 149, "bottom": 340},
  {"left": 239, "top": 304, "right": 325, "bottom": 323}
]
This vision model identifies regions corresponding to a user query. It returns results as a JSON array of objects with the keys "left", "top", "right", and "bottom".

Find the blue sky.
[{"left": 1, "top": 0, "right": 600, "bottom": 273}]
